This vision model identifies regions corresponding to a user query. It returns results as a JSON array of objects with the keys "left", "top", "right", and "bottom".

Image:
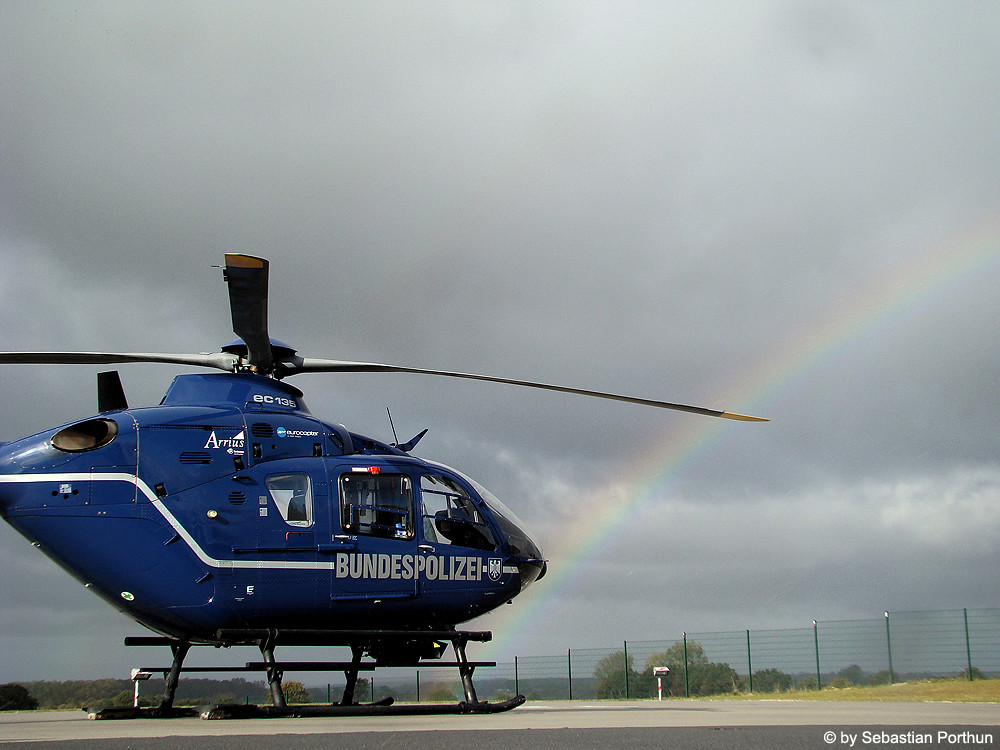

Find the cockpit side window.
[
  {"left": 266, "top": 473, "right": 313, "bottom": 528},
  {"left": 419, "top": 474, "right": 496, "bottom": 551},
  {"left": 339, "top": 472, "right": 414, "bottom": 540}
]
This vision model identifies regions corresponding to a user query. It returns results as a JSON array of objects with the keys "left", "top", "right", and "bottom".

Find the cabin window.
[
  {"left": 419, "top": 474, "right": 496, "bottom": 551},
  {"left": 339, "top": 472, "right": 413, "bottom": 540},
  {"left": 266, "top": 473, "right": 313, "bottom": 527}
]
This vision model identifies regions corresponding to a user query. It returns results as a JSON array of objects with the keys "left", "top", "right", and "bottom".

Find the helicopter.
[{"left": 0, "top": 253, "right": 766, "bottom": 718}]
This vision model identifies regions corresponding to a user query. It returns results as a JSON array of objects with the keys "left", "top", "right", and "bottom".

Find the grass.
[{"left": 712, "top": 678, "right": 1000, "bottom": 703}]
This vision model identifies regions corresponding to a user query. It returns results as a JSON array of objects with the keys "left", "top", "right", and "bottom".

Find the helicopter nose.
[{"left": 516, "top": 557, "right": 546, "bottom": 590}]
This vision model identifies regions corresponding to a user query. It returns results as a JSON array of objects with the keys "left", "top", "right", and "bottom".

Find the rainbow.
[{"left": 484, "top": 215, "right": 1000, "bottom": 657}]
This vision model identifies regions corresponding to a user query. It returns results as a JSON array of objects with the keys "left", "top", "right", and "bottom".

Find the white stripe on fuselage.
[{"left": 0, "top": 473, "right": 519, "bottom": 576}]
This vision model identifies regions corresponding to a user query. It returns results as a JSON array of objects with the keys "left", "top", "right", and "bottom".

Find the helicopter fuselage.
[{"left": 0, "top": 372, "right": 546, "bottom": 643}]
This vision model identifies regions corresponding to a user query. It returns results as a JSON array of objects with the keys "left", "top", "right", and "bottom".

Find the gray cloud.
[{"left": 2, "top": 1, "right": 999, "bottom": 680}]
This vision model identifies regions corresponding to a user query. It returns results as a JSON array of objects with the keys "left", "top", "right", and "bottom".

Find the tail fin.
[{"left": 98, "top": 371, "right": 129, "bottom": 413}]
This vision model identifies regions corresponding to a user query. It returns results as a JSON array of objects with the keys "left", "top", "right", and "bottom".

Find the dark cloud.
[{"left": 2, "top": 2, "right": 999, "bottom": 679}]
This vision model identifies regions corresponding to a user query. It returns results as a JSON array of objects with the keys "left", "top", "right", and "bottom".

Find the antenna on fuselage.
[
  {"left": 386, "top": 407, "right": 428, "bottom": 454},
  {"left": 387, "top": 407, "right": 399, "bottom": 445}
]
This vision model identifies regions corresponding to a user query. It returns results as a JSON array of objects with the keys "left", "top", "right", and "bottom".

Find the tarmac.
[{"left": 2, "top": 700, "right": 999, "bottom": 749}]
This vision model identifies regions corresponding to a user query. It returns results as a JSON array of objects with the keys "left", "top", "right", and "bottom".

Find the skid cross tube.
[{"left": 108, "top": 628, "right": 521, "bottom": 719}]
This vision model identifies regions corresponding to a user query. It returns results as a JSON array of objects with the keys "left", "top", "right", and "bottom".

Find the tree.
[
  {"left": 593, "top": 650, "right": 637, "bottom": 698},
  {"left": 282, "top": 681, "right": 311, "bottom": 705},
  {"left": 0, "top": 684, "right": 39, "bottom": 711},
  {"left": 109, "top": 690, "right": 134, "bottom": 707},
  {"left": 687, "top": 662, "right": 739, "bottom": 696},
  {"left": 636, "top": 640, "right": 709, "bottom": 698},
  {"left": 796, "top": 675, "right": 818, "bottom": 691},
  {"left": 645, "top": 641, "right": 708, "bottom": 673},
  {"left": 427, "top": 683, "right": 459, "bottom": 702},
  {"left": 751, "top": 668, "right": 793, "bottom": 693},
  {"left": 835, "top": 665, "right": 864, "bottom": 686},
  {"left": 959, "top": 667, "right": 985, "bottom": 681}
]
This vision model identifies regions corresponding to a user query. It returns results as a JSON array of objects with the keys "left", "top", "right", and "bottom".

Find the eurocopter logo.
[
  {"left": 276, "top": 427, "right": 319, "bottom": 439},
  {"left": 203, "top": 430, "right": 245, "bottom": 455},
  {"left": 334, "top": 553, "right": 506, "bottom": 583}
]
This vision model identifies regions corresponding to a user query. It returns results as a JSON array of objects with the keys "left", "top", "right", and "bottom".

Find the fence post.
[
  {"left": 416, "top": 670, "right": 420, "bottom": 702},
  {"left": 567, "top": 649, "right": 573, "bottom": 700},
  {"left": 884, "top": 611, "right": 895, "bottom": 684},
  {"left": 746, "top": 630, "right": 753, "bottom": 693},
  {"left": 683, "top": 632, "right": 690, "bottom": 698},
  {"left": 964, "top": 608, "right": 974, "bottom": 681},
  {"left": 623, "top": 641, "right": 630, "bottom": 699},
  {"left": 813, "top": 620, "right": 821, "bottom": 690},
  {"left": 514, "top": 656, "right": 519, "bottom": 697}
]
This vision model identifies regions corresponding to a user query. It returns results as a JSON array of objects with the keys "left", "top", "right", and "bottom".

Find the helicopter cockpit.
[
  {"left": 419, "top": 473, "right": 496, "bottom": 551},
  {"left": 426, "top": 463, "right": 547, "bottom": 589},
  {"left": 334, "top": 458, "right": 545, "bottom": 590}
]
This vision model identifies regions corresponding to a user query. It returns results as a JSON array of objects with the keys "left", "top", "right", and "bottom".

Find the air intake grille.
[
  {"left": 179, "top": 452, "right": 212, "bottom": 465},
  {"left": 251, "top": 423, "right": 274, "bottom": 438},
  {"left": 228, "top": 492, "right": 247, "bottom": 505}
]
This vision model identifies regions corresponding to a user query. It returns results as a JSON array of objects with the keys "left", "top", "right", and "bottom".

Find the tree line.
[
  {"left": 592, "top": 640, "right": 899, "bottom": 698},
  {"left": 0, "top": 678, "right": 270, "bottom": 710}
]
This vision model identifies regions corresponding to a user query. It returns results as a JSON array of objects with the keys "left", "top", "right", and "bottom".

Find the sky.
[{"left": 1, "top": 1, "right": 1000, "bottom": 682}]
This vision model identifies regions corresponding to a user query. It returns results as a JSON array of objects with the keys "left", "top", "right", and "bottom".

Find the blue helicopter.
[{"left": 0, "top": 254, "right": 765, "bottom": 717}]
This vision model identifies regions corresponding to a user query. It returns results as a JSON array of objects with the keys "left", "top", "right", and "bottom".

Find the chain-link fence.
[
  {"left": 497, "top": 608, "right": 1000, "bottom": 700},
  {"left": 309, "top": 608, "right": 999, "bottom": 702},
  {"left": 380, "top": 607, "right": 998, "bottom": 702}
]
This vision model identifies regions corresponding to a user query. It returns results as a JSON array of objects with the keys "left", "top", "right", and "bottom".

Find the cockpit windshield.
[{"left": 430, "top": 463, "right": 542, "bottom": 561}]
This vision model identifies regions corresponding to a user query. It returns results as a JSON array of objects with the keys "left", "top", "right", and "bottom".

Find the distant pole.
[
  {"left": 964, "top": 608, "right": 974, "bottom": 681},
  {"left": 327, "top": 683, "right": 331, "bottom": 703},
  {"left": 813, "top": 621, "right": 821, "bottom": 690},
  {"left": 514, "top": 656, "right": 519, "bottom": 697},
  {"left": 884, "top": 612, "right": 895, "bottom": 684},
  {"left": 746, "top": 630, "right": 753, "bottom": 693},
  {"left": 653, "top": 667, "right": 669, "bottom": 701},
  {"left": 683, "top": 633, "right": 690, "bottom": 698},
  {"left": 567, "top": 649, "right": 573, "bottom": 700},
  {"left": 416, "top": 670, "right": 421, "bottom": 702},
  {"left": 623, "top": 641, "right": 630, "bottom": 699},
  {"left": 130, "top": 669, "right": 152, "bottom": 708}
]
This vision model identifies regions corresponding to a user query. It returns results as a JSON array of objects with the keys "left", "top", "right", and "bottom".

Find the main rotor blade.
[
  {"left": 0, "top": 351, "right": 238, "bottom": 371},
  {"left": 281, "top": 357, "right": 768, "bottom": 421},
  {"left": 223, "top": 253, "right": 272, "bottom": 374}
]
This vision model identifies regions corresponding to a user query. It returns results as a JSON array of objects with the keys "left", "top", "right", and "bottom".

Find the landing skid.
[
  {"left": 199, "top": 695, "right": 525, "bottom": 719},
  {"left": 89, "top": 695, "right": 524, "bottom": 720},
  {"left": 88, "top": 628, "right": 523, "bottom": 720},
  {"left": 87, "top": 706, "right": 198, "bottom": 720}
]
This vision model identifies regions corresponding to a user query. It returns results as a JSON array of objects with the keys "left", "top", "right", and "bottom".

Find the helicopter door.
[
  {"left": 331, "top": 467, "right": 418, "bottom": 601},
  {"left": 416, "top": 473, "right": 498, "bottom": 589},
  {"left": 237, "top": 460, "right": 329, "bottom": 610}
]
